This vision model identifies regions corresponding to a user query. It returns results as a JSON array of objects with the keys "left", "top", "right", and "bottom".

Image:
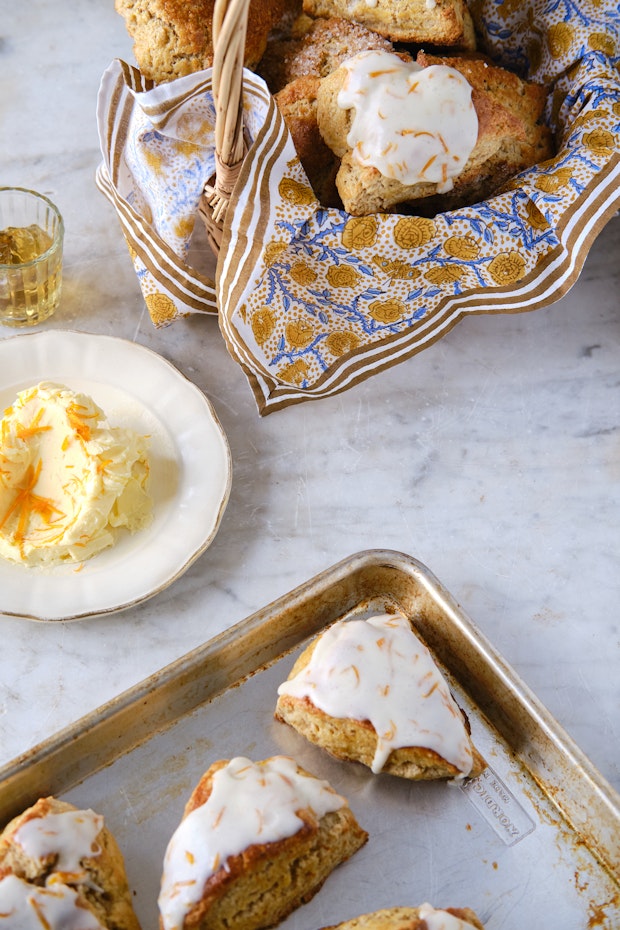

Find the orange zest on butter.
[{"left": 0, "top": 459, "right": 64, "bottom": 558}]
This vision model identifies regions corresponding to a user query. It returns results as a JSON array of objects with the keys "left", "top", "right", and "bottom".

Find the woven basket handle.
[{"left": 201, "top": 0, "right": 250, "bottom": 251}]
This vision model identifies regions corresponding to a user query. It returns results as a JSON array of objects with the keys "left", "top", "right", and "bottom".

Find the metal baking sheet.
[{"left": 1, "top": 549, "right": 618, "bottom": 929}]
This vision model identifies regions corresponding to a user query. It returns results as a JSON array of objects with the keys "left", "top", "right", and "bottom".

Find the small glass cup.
[{"left": 0, "top": 187, "right": 64, "bottom": 327}]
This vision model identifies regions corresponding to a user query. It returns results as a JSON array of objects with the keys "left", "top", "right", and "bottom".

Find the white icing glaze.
[
  {"left": 0, "top": 382, "right": 152, "bottom": 567},
  {"left": 277, "top": 613, "right": 474, "bottom": 776},
  {"left": 0, "top": 875, "right": 105, "bottom": 929},
  {"left": 336, "top": 49, "right": 478, "bottom": 192},
  {"left": 418, "top": 902, "right": 479, "bottom": 930},
  {"left": 14, "top": 809, "right": 103, "bottom": 882},
  {"left": 158, "top": 756, "right": 347, "bottom": 930}
]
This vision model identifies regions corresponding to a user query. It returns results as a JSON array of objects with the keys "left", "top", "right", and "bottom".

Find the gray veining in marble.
[{"left": 0, "top": 1, "right": 618, "bottom": 803}]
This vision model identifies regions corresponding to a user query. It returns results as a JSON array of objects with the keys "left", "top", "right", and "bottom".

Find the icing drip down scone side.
[{"left": 275, "top": 612, "right": 486, "bottom": 780}]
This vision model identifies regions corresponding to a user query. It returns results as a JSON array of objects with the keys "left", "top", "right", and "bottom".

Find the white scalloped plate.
[{"left": 0, "top": 330, "right": 232, "bottom": 621}]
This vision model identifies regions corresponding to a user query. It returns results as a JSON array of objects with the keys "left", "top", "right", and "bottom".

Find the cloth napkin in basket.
[{"left": 97, "top": 1, "right": 620, "bottom": 415}]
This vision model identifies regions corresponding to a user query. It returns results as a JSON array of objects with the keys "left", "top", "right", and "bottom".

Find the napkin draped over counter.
[{"left": 97, "top": 1, "right": 620, "bottom": 415}]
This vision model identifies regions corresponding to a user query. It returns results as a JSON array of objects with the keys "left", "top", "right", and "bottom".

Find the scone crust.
[
  {"left": 275, "top": 75, "right": 341, "bottom": 206},
  {"left": 259, "top": 15, "right": 395, "bottom": 94},
  {"left": 0, "top": 796, "right": 141, "bottom": 930},
  {"left": 167, "top": 759, "right": 368, "bottom": 930},
  {"left": 275, "top": 634, "right": 486, "bottom": 780},
  {"left": 319, "top": 905, "right": 485, "bottom": 930},
  {"left": 115, "top": 0, "right": 292, "bottom": 83},
  {"left": 302, "top": 0, "right": 475, "bottom": 47}
]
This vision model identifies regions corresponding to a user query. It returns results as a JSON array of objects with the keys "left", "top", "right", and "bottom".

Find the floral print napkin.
[{"left": 97, "top": 1, "right": 620, "bottom": 414}]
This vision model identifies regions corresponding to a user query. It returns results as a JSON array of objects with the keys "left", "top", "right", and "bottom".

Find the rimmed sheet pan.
[{"left": 1, "top": 550, "right": 618, "bottom": 928}]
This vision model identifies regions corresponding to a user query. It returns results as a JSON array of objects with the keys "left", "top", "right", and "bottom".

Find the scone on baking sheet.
[
  {"left": 115, "top": 0, "right": 296, "bottom": 84},
  {"left": 302, "top": 0, "right": 476, "bottom": 49},
  {"left": 319, "top": 903, "right": 486, "bottom": 929},
  {"left": 158, "top": 755, "right": 368, "bottom": 930},
  {"left": 316, "top": 48, "right": 553, "bottom": 216},
  {"left": 0, "top": 796, "right": 141, "bottom": 930},
  {"left": 275, "top": 612, "right": 486, "bottom": 781}
]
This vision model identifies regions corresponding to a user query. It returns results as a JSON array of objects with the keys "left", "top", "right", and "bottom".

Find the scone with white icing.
[
  {"left": 158, "top": 755, "right": 368, "bottom": 930},
  {"left": 0, "top": 796, "right": 141, "bottom": 930},
  {"left": 275, "top": 612, "right": 486, "bottom": 781},
  {"left": 319, "top": 904, "right": 485, "bottom": 929},
  {"left": 316, "top": 48, "right": 552, "bottom": 215}
]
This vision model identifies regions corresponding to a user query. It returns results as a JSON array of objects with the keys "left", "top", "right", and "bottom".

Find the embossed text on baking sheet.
[{"left": 461, "top": 765, "right": 535, "bottom": 846}]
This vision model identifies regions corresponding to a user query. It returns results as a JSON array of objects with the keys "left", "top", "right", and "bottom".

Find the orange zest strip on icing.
[
  {"left": 30, "top": 897, "right": 50, "bottom": 929},
  {"left": 422, "top": 681, "right": 440, "bottom": 699}
]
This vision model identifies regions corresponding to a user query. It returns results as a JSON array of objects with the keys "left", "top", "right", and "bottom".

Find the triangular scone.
[
  {"left": 275, "top": 613, "right": 485, "bottom": 780},
  {"left": 316, "top": 49, "right": 553, "bottom": 215},
  {"left": 319, "top": 903, "right": 485, "bottom": 929},
  {"left": 158, "top": 756, "right": 368, "bottom": 930},
  {"left": 0, "top": 796, "right": 141, "bottom": 930},
  {"left": 301, "top": 0, "right": 476, "bottom": 48}
]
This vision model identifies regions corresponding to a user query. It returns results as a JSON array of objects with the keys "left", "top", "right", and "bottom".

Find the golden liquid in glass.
[{"left": 0, "top": 223, "right": 62, "bottom": 326}]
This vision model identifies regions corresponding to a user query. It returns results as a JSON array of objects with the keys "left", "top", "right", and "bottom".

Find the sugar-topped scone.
[
  {"left": 0, "top": 796, "right": 141, "bottom": 930},
  {"left": 316, "top": 48, "right": 553, "bottom": 215},
  {"left": 320, "top": 903, "right": 486, "bottom": 930},
  {"left": 275, "top": 612, "right": 486, "bottom": 780},
  {"left": 158, "top": 755, "right": 368, "bottom": 930},
  {"left": 259, "top": 15, "right": 395, "bottom": 94},
  {"left": 302, "top": 0, "right": 476, "bottom": 49}
]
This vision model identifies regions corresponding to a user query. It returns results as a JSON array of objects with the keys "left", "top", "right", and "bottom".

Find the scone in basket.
[{"left": 97, "top": 0, "right": 620, "bottom": 415}]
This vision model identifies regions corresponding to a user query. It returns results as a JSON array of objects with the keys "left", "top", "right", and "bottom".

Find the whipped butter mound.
[{"left": 0, "top": 382, "right": 152, "bottom": 567}]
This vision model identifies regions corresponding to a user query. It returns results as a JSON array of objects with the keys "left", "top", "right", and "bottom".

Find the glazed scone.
[
  {"left": 0, "top": 796, "right": 141, "bottom": 930},
  {"left": 320, "top": 904, "right": 485, "bottom": 929},
  {"left": 316, "top": 48, "right": 553, "bottom": 215},
  {"left": 259, "top": 15, "right": 395, "bottom": 94},
  {"left": 302, "top": 0, "right": 476, "bottom": 48},
  {"left": 158, "top": 756, "right": 368, "bottom": 930},
  {"left": 411, "top": 49, "right": 554, "bottom": 214},
  {"left": 0, "top": 382, "right": 152, "bottom": 567},
  {"left": 115, "top": 0, "right": 295, "bottom": 84},
  {"left": 275, "top": 613, "right": 486, "bottom": 780}
]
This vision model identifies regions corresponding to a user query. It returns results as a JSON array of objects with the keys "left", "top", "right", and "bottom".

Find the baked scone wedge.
[
  {"left": 316, "top": 48, "right": 553, "bottom": 215},
  {"left": 275, "top": 612, "right": 486, "bottom": 781},
  {"left": 319, "top": 903, "right": 485, "bottom": 929},
  {"left": 259, "top": 15, "right": 395, "bottom": 94},
  {"left": 115, "top": 0, "right": 295, "bottom": 84},
  {"left": 0, "top": 796, "right": 141, "bottom": 930},
  {"left": 302, "top": 0, "right": 476, "bottom": 49},
  {"left": 158, "top": 755, "right": 368, "bottom": 930},
  {"left": 275, "top": 75, "right": 342, "bottom": 206}
]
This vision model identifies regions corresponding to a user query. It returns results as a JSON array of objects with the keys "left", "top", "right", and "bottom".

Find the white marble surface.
[{"left": 0, "top": 1, "right": 618, "bottom": 799}]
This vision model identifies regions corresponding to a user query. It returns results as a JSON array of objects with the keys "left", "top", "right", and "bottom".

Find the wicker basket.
[
  {"left": 97, "top": 1, "right": 620, "bottom": 413},
  {"left": 199, "top": 0, "right": 250, "bottom": 255}
]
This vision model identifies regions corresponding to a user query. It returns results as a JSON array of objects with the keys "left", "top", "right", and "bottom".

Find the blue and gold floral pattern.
[{"left": 97, "top": 2, "right": 620, "bottom": 413}]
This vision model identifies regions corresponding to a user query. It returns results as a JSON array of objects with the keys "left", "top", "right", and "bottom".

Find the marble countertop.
[{"left": 0, "top": 0, "right": 618, "bottom": 804}]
